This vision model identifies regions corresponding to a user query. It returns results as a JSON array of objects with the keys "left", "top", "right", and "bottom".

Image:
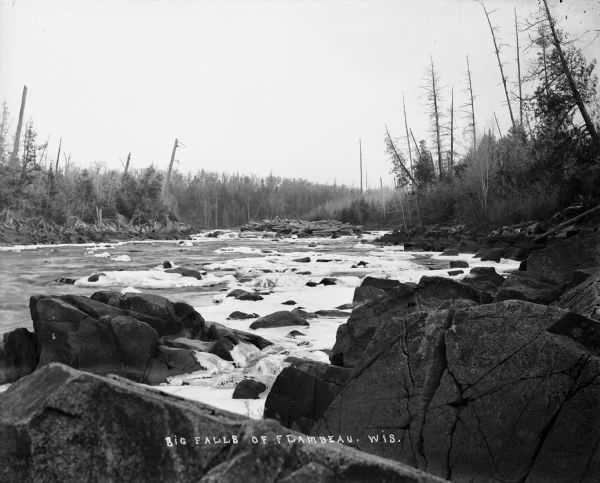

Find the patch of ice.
[
  {"left": 113, "top": 254, "right": 131, "bottom": 262},
  {"left": 92, "top": 251, "right": 111, "bottom": 258},
  {"left": 74, "top": 270, "right": 234, "bottom": 289},
  {"left": 230, "top": 341, "right": 260, "bottom": 367},
  {"left": 193, "top": 352, "right": 234, "bottom": 375},
  {"left": 215, "top": 246, "right": 263, "bottom": 255}
]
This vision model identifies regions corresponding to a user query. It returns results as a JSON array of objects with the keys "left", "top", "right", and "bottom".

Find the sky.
[{"left": 0, "top": 0, "right": 598, "bottom": 187}]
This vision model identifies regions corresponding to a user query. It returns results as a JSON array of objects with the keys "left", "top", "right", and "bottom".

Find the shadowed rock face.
[
  {"left": 0, "top": 363, "right": 444, "bottom": 483},
  {"left": 0, "top": 328, "right": 37, "bottom": 384},
  {"left": 264, "top": 358, "right": 351, "bottom": 434},
  {"left": 526, "top": 233, "right": 600, "bottom": 285},
  {"left": 331, "top": 276, "right": 491, "bottom": 368},
  {"left": 495, "top": 272, "right": 561, "bottom": 304},
  {"left": 553, "top": 268, "right": 600, "bottom": 321},
  {"left": 312, "top": 300, "right": 600, "bottom": 482},
  {"left": 25, "top": 292, "right": 272, "bottom": 384}
]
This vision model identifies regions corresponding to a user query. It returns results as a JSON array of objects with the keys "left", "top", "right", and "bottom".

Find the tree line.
[
  {"left": 336, "top": 0, "right": 600, "bottom": 230},
  {"left": 0, "top": 117, "right": 357, "bottom": 228},
  {"left": 1, "top": 0, "right": 597, "bottom": 232}
]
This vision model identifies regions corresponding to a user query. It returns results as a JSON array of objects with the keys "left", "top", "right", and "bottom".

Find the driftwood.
[{"left": 534, "top": 204, "right": 600, "bottom": 242}]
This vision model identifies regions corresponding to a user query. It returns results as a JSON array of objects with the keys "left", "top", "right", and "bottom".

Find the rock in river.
[
  {"left": 249, "top": 311, "right": 309, "bottom": 330},
  {"left": 232, "top": 379, "right": 267, "bottom": 399}
]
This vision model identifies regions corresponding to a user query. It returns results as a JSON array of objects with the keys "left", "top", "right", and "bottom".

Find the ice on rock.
[
  {"left": 230, "top": 341, "right": 260, "bottom": 367},
  {"left": 193, "top": 352, "right": 234, "bottom": 375},
  {"left": 120, "top": 286, "right": 142, "bottom": 294},
  {"left": 113, "top": 254, "right": 131, "bottom": 262},
  {"left": 215, "top": 246, "right": 263, "bottom": 254},
  {"left": 91, "top": 251, "right": 111, "bottom": 258},
  {"left": 74, "top": 270, "right": 234, "bottom": 289}
]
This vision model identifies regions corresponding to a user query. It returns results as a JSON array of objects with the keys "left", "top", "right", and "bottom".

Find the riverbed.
[{"left": 0, "top": 231, "right": 519, "bottom": 417}]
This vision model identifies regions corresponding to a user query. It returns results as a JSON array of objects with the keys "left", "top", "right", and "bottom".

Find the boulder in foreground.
[
  {"left": 313, "top": 300, "right": 600, "bottom": 482},
  {"left": 0, "top": 363, "right": 443, "bottom": 482}
]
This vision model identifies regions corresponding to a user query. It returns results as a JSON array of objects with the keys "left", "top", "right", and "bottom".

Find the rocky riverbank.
[
  {"left": 0, "top": 216, "right": 194, "bottom": 246},
  {"left": 1, "top": 223, "right": 599, "bottom": 481},
  {"left": 262, "top": 230, "right": 600, "bottom": 482},
  {"left": 240, "top": 218, "right": 363, "bottom": 237},
  {"left": 374, "top": 203, "right": 600, "bottom": 263}
]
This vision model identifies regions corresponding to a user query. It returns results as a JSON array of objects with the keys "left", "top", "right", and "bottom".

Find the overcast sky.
[{"left": 0, "top": 0, "right": 598, "bottom": 187}]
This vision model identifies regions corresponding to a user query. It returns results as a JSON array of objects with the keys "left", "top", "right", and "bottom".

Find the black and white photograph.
[{"left": 0, "top": 0, "right": 599, "bottom": 481}]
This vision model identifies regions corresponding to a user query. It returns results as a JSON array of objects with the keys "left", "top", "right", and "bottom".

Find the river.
[{"left": 0, "top": 231, "right": 519, "bottom": 417}]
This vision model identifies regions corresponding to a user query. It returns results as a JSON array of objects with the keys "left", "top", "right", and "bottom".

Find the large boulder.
[
  {"left": 351, "top": 276, "right": 403, "bottom": 308},
  {"left": 249, "top": 311, "right": 309, "bottom": 330},
  {"left": 361, "top": 276, "right": 401, "bottom": 291},
  {"left": 461, "top": 266, "right": 505, "bottom": 296},
  {"left": 331, "top": 277, "right": 491, "bottom": 368},
  {"left": 526, "top": 233, "right": 600, "bottom": 284},
  {"left": 264, "top": 358, "right": 351, "bottom": 434},
  {"left": 232, "top": 379, "right": 266, "bottom": 399},
  {"left": 0, "top": 328, "right": 38, "bottom": 384},
  {"left": 204, "top": 321, "right": 272, "bottom": 350},
  {"left": 89, "top": 291, "right": 205, "bottom": 338},
  {"left": 352, "top": 285, "right": 388, "bottom": 308},
  {"left": 312, "top": 300, "right": 600, "bottom": 482},
  {"left": 29, "top": 295, "right": 202, "bottom": 384},
  {"left": 495, "top": 272, "right": 561, "bottom": 304},
  {"left": 0, "top": 363, "right": 443, "bottom": 482},
  {"left": 553, "top": 268, "right": 600, "bottom": 320}
]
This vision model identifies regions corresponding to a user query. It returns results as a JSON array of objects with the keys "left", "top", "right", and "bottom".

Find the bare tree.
[
  {"left": 541, "top": 0, "right": 600, "bottom": 147},
  {"left": 385, "top": 124, "right": 415, "bottom": 186},
  {"left": 515, "top": 8, "right": 524, "bottom": 126},
  {"left": 54, "top": 138, "right": 62, "bottom": 175},
  {"left": 494, "top": 112, "right": 502, "bottom": 137},
  {"left": 402, "top": 93, "right": 414, "bottom": 179},
  {"left": 123, "top": 152, "right": 131, "bottom": 178},
  {"left": 9, "top": 85, "right": 27, "bottom": 168},
  {"left": 424, "top": 55, "right": 444, "bottom": 178},
  {"left": 163, "top": 138, "right": 180, "bottom": 201},
  {"left": 479, "top": 1, "right": 516, "bottom": 130},
  {"left": 465, "top": 56, "right": 477, "bottom": 150},
  {"left": 449, "top": 87, "right": 455, "bottom": 171},
  {"left": 359, "top": 138, "right": 363, "bottom": 194},
  {"left": 0, "top": 102, "right": 10, "bottom": 164}
]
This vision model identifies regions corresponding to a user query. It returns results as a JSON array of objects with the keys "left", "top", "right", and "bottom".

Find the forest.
[{"left": 0, "top": 0, "right": 598, "bottom": 232}]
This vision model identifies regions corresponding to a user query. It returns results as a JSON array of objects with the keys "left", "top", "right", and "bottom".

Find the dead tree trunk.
[
  {"left": 359, "top": 138, "right": 363, "bottom": 194},
  {"left": 380, "top": 177, "right": 385, "bottom": 218},
  {"left": 449, "top": 87, "right": 455, "bottom": 172},
  {"left": 55, "top": 138, "right": 62, "bottom": 175},
  {"left": 123, "top": 152, "right": 131, "bottom": 178},
  {"left": 515, "top": 8, "right": 523, "bottom": 126},
  {"left": 10, "top": 85, "right": 27, "bottom": 168},
  {"left": 429, "top": 56, "right": 443, "bottom": 178},
  {"left": 385, "top": 124, "right": 416, "bottom": 185},
  {"left": 466, "top": 56, "right": 477, "bottom": 150},
  {"left": 542, "top": 0, "right": 600, "bottom": 148},
  {"left": 402, "top": 93, "right": 414, "bottom": 179},
  {"left": 480, "top": 1, "right": 516, "bottom": 130},
  {"left": 494, "top": 112, "right": 502, "bottom": 137},
  {"left": 163, "top": 138, "right": 178, "bottom": 201},
  {"left": 410, "top": 129, "right": 422, "bottom": 158}
]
